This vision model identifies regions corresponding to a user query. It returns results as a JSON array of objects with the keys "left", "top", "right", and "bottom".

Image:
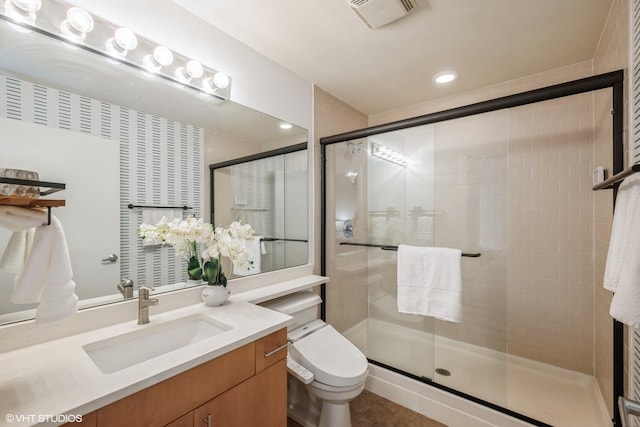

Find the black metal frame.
[
  {"left": 209, "top": 142, "right": 307, "bottom": 225},
  {"left": 320, "top": 70, "right": 625, "bottom": 426}
]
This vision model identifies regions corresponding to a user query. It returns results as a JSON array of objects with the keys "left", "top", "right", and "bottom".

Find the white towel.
[
  {"left": 0, "top": 229, "right": 35, "bottom": 273},
  {"left": 10, "top": 215, "right": 78, "bottom": 323},
  {"left": 233, "top": 236, "right": 262, "bottom": 276},
  {"left": 397, "top": 244, "right": 462, "bottom": 323},
  {"left": 0, "top": 206, "right": 46, "bottom": 273},
  {"left": 604, "top": 173, "right": 640, "bottom": 327}
]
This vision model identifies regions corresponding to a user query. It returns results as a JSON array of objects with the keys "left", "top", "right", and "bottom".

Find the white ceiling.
[{"left": 172, "top": 0, "right": 614, "bottom": 115}]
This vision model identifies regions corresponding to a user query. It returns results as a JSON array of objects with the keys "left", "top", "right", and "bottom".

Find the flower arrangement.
[{"left": 138, "top": 217, "right": 255, "bottom": 287}]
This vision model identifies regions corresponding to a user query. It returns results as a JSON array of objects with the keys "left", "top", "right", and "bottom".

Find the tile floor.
[{"left": 287, "top": 390, "right": 446, "bottom": 427}]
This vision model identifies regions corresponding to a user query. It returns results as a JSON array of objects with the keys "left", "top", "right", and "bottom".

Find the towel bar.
[
  {"left": 128, "top": 204, "right": 192, "bottom": 210},
  {"left": 339, "top": 242, "right": 481, "bottom": 257},
  {"left": 619, "top": 396, "right": 640, "bottom": 427},
  {"left": 592, "top": 164, "right": 640, "bottom": 191}
]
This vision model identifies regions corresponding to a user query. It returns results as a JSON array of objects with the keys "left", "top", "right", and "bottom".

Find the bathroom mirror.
[
  {"left": 0, "top": 20, "right": 308, "bottom": 324},
  {"left": 211, "top": 144, "right": 309, "bottom": 277}
]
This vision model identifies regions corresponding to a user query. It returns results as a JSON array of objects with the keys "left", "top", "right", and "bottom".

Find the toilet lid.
[{"left": 291, "top": 324, "right": 368, "bottom": 387}]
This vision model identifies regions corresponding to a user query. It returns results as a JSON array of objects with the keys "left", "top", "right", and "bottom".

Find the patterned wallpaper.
[{"left": 0, "top": 74, "right": 204, "bottom": 289}]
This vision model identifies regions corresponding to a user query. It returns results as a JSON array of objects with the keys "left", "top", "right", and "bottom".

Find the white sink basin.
[{"left": 83, "top": 314, "right": 232, "bottom": 374}]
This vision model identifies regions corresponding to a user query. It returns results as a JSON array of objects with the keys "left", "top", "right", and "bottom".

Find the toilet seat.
[{"left": 291, "top": 323, "right": 368, "bottom": 387}]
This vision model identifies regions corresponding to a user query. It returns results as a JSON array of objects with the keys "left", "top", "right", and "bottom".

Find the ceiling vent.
[{"left": 348, "top": 0, "right": 416, "bottom": 29}]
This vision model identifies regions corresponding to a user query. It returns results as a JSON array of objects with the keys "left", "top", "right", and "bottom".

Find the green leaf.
[
  {"left": 202, "top": 259, "right": 220, "bottom": 285},
  {"left": 187, "top": 256, "right": 202, "bottom": 280}
]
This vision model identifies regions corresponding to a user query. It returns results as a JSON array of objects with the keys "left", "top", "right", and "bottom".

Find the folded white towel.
[
  {"left": 11, "top": 215, "right": 78, "bottom": 323},
  {"left": 0, "top": 205, "right": 49, "bottom": 230},
  {"left": 397, "top": 244, "right": 462, "bottom": 323},
  {"left": 604, "top": 173, "right": 640, "bottom": 327},
  {"left": 233, "top": 236, "right": 262, "bottom": 276}
]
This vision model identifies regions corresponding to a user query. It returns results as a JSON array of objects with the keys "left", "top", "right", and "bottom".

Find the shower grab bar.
[
  {"left": 340, "top": 242, "right": 481, "bottom": 257},
  {"left": 592, "top": 164, "right": 640, "bottom": 190}
]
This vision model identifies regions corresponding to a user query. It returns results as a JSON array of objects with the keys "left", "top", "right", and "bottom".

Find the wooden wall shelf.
[{"left": 0, "top": 197, "right": 65, "bottom": 208}]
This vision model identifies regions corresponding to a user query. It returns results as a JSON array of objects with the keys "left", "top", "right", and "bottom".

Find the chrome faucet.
[
  {"left": 118, "top": 278, "right": 134, "bottom": 299},
  {"left": 137, "top": 286, "right": 159, "bottom": 325}
]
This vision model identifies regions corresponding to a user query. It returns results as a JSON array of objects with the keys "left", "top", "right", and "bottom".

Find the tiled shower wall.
[
  {"left": 505, "top": 93, "right": 595, "bottom": 373},
  {"left": 369, "top": 62, "right": 599, "bottom": 375},
  {"left": 0, "top": 74, "right": 204, "bottom": 291}
]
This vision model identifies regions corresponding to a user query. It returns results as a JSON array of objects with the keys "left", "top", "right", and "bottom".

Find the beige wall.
[
  {"left": 313, "top": 86, "right": 369, "bottom": 331},
  {"left": 593, "top": 0, "right": 629, "bottom": 416}
]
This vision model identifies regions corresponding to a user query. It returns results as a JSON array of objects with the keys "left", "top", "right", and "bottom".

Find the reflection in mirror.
[
  {"left": 0, "top": 18, "right": 308, "bottom": 325},
  {"left": 211, "top": 145, "right": 308, "bottom": 276}
]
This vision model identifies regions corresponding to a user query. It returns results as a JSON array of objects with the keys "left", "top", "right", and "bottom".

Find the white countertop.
[{"left": 0, "top": 275, "right": 328, "bottom": 427}]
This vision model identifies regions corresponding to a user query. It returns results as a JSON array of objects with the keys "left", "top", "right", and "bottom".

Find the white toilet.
[{"left": 261, "top": 291, "right": 368, "bottom": 427}]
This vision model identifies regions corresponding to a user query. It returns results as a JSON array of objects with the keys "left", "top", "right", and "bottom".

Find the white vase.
[{"left": 201, "top": 285, "right": 229, "bottom": 307}]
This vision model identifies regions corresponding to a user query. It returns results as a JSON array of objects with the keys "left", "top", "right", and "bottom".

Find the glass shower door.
[{"left": 364, "top": 126, "right": 437, "bottom": 380}]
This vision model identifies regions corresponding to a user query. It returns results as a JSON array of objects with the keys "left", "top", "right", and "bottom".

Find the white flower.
[{"left": 137, "top": 217, "right": 256, "bottom": 285}]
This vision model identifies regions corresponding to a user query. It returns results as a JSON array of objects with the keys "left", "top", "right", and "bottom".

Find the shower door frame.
[{"left": 320, "top": 70, "right": 625, "bottom": 426}]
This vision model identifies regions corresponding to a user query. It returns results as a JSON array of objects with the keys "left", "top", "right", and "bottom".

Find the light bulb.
[
  {"left": 59, "top": 7, "right": 93, "bottom": 42},
  {"left": 212, "top": 72, "right": 230, "bottom": 89},
  {"left": 4, "top": 0, "right": 40, "bottom": 26},
  {"left": 105, "top": 27, "right": 137, "bottom": 57},
  {"left": 9, "top": 0, "right": 40, "bottom": 13},
  {"left": 153, "top": 46, "right": 173, "bottom": 66},
  {"left": 203, "top": 72, "right": 231, "bottom": 93},
  {"left": 176, "top": 60, "right": 203, "bottom": 82},
  {"left": 279, "top": 123, "right": 292, "bottom": 129},
  {"left": 143, "top": 45, "right": 173, "bottom": 72},
  {"left": 433, "top": 71, "right": 457, "bottom": 84}
]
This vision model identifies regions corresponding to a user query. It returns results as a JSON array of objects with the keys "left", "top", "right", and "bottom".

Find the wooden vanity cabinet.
[
  {"left": 192, "top": 359, "right": 286, "bottom": 427},
  {"left": 71, "top": 328, "right": 288, "bottom": 427}
]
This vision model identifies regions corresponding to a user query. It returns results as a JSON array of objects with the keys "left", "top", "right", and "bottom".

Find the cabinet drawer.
[
  {"left": 194, "top": 358, "right": 287, "bottom": 427},
  {"left": 96, "top": 342, "right": 255, "bottom": 427},
  {"left": 255, "top": 328, "right": 288, "bottom": 373}
]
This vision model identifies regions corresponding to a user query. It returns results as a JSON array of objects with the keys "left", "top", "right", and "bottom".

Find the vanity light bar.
[
  {"left": 0, "top": 0, "right": 232, "bottom": 102},
  {"left": 370, "top": 142, "right": 408, "bottom": 167}
]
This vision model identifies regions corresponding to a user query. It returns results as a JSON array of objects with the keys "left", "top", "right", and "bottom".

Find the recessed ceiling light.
[
  {"left": 433, "top": 71, "right": 457, "bottom": 84},
  {"left": 279, "top": 123, "right": 293, "bottom": 129}
]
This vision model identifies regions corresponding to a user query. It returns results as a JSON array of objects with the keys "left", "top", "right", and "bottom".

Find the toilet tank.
[{"left": 261, "top": 291, "right": 322, "bottom": 331}]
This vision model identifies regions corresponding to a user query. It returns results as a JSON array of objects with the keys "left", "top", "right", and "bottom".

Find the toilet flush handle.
[{"left": 264, "top": 338, "right": 293, "bottom": 358}]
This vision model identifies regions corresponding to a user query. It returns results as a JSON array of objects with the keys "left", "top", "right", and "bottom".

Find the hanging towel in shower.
[
  {"left": 397, "top": 244, "right": 462, "bottom": 323},
  {"left": 604, "top": 173, "right": 640, "bottom": 327}
]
